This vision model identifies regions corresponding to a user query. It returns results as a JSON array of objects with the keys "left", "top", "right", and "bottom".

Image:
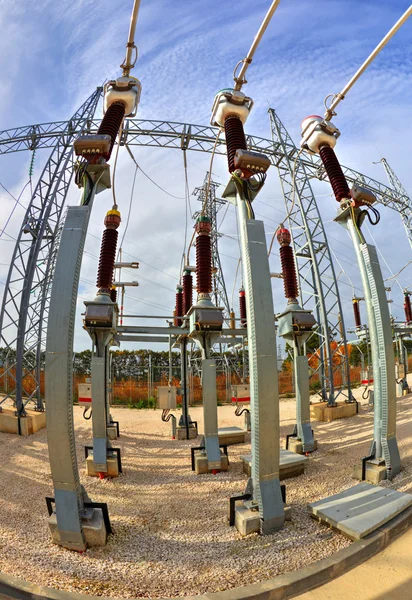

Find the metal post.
[
  {"left": 345, "top": 216, "right": 400, "bottom": 475},
  {"left": 224, "top": 181, "right": 284, "bottom": 533},
  {"left": 293, "top": 339, "right": 316, "bottom": 452}
]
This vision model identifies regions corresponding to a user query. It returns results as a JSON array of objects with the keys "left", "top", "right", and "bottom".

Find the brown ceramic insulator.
[
  {"left": 97, "top": 101, "right": 126, "bottom": 160},
  {"left": 404, "top": 294, "right": 412, "bottom": 323},
  {"left": 175, "top": 288, "right": 183, "bottom": 327},
  {"left": 224, "top": 114, "right": 247, "bottom": 173},
  {"left": 196, "top": 234, "right": 212, "bottom": 294},
  {"left": 280, "top": 245, "right": 298, "bottom": 300},
  {"left": 239, "top": 290, "right": 247, "bottom": 328},
  {"left": 319, "top": 145, "right": 350, "bottom": 202},
  {"left": 110, "top": 288, "right": 117, "bottom": 303},
  {"left": 182, "top": 272, "right": 193, "bottom": 315},
  {"left": 96, "top": 228, "right": 118, "bottom": 291},
  {"left": 353, "top": 300, "right": 361, "bottom": 328}
]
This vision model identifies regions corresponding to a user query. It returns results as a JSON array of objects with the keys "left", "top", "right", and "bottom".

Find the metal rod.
[
  {"left": 122, "top": 0, "right": 141, "bottom": 76},
  {"left": 325, "top": 6, "right": 412, "bottom": 119},
  {"left": 234, "top": 0, "right": 281, "bottom": 91}
]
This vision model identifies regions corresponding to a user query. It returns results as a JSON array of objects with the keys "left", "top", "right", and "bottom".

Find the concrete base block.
[
  {"left": 353, "top": 460, "right": 388, "bottom": 484},
  {"left": 235, "top": 505, "right": 292, "bottom": 536},
  {"left": 176, "top": 424, "right": 198, "bottom": 440},
  {"left": 289, "top": 437, "right": 318, "bottom": 455},
  {"left": 107, "top": 425, "right": 118, "bottom": 440},
  {"left": 48, "top": 508, "right": 107, "bottom": 548},
  {"left": 242, "top": 449, "right": 308, "bottom": 480},
  {"left": 0, "top": 408, "right": 46, "bottom": 435},
  {"left": 194, "top": 450, "right": 228, "bottom": 475},
  {"left": 310, "top": 401, "right": 357, "bottom": 423},
  {"left": 86, "top": 455, "right": 119, "bottom": 478},
  {"left": 218, "top": 426, "right": 246, "bottom": 446}
]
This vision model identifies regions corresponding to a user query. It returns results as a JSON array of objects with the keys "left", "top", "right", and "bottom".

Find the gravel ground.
[{"left": 1, "top": 390, "right": 412, "bottom": 599}]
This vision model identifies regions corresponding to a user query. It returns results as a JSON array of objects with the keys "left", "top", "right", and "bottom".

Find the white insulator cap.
[
  {"left": 300, "top": 115, "right": 339, "bottom": 154},
  {"left": 104, "top": 76, "right": 142, "bottom": 117},
  {"left": 210, "top": 89, "right": 253, "bottom": 127}
]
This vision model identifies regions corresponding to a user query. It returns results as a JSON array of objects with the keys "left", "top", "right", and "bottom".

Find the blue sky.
[{"left": 1, "top": 0, "right": 412, "bottom": 351}]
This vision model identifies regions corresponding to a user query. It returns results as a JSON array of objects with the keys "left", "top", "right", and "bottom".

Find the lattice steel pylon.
[
  {"left": 269, "top": 108, "right": 351, "bottom": 403},
  {"left": 0, "top": 88, "right": 102, "bottom": 415},
  {"left": 378, "top": 158, "right": 412, "bottom": 251},
  {"left": 192, "top": 172, "right": 230, "bottom": 316}
]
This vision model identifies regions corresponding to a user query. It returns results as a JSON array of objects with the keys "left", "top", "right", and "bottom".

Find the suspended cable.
[
  {"left": 385, "top": 260, "right": 412, "bottom": 282},
  {"left": 0, "top": 181, "right": 30, "bottom": 240},
  {"left": 330, "top": 246, "right": 355, "bottom": 296},
  {"left": 118, "top": 163, "right": 138, "bottom": 257},
  {"left": 365, "top": 224, "right": 403, "bottom": 293},
  {"left": 180, "top": 149, "right": 191, "bottom": 276},
  {"left": 125, "top": 145, "right": 185, "bottom": 199}
]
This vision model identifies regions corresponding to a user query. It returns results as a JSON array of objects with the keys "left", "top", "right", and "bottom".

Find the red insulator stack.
[
  {"left": 195, "top": 216, "right": 212, "bottom": 297},
  {"left": 110, "top": 287, "right": 117, "bottom": 303},
  {"left": 97, "top": 101, "right": 126, "bottom": 160},
  {"left": 224, "top": 115, "right": 247, "bottom": 173},
  {"left": 96, "top": 209, "right": 121, "bottom": 293},
  {"left": 182, "top": 270, "right": 193, "bottom": 315},
  {"left": 239, "top": 288, "right": 247, "bottom": 328},
  {"left": 175, "top": 285, "right": 183, "bottom": 327},
  {"left": 277, "top": 226, "right": 298, "bottom": 302},
  {"left": 404, "top": 293, "right": 412, "bottom": 324},
  {"left": 318, "top": 146, "right": 350, "bottom": 202},
  {"left": 352, "top": 299, "right": 361, "bottom": 328}
]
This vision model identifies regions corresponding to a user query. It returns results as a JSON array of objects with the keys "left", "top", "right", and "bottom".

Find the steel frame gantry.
[
  {"left": 1, "top": 110, "right": 410, "bottom": 411},
  {"left": 0, "top": 87, "right": 102, "bottom": 415}
]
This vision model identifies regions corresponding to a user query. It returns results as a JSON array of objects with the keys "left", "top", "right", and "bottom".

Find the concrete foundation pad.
[
  {"left": 106, "top": 425, "right": 118, "bottom": 440},
  {"left": 353, "top": 460, "right": 387, "bottom": 484},
  {"left": 176, "top": 424, "right": 198, "bottom": 440},
  {"left": 289, "top": 437, "right": 318, "bottom": 455},
  {"left": 310, "top": 401, "right": 357, "bottom": 422},
  {"left": 235, "top": 505, "right": 292, "bottom": 536},
  {"left": 242, "top": 449, "right": 308, "bottom": 480},
  {"left": 308, "top": 482, "right": 412, "bottom": 540},
  {"left": 48, "top": 508, "right": 107, "bottom": 548},
  {"left": 86, "top": 455, "right": 119, "bottom": 478},
  {"left": 194, "top": 450, "right": 229, "bottom": 474},
  {"left": 218, "top": 426, "right": 246, "bottom": 445},
  {"left": 0, "top": 408, "right": 46, "bottom": 435}
]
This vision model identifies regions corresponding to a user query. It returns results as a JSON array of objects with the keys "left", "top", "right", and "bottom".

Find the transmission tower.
[
  {"left": 192, "top": 173, "right": 230, "bottom": 316},
  {"left": 0, "top": 87, "right": 102, "bottom": 415},
  {"left": 269, "top": 108, "right": 351, "bottom": 403},
  {"left": 378, "top": 158, "right": 412, "bottom": 252}
]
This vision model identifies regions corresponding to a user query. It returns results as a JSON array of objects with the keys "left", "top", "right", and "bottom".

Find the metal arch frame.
[
  {"left": 0, "top": 88, "right": 102, "bottom": 415},
  {"left": 1, "top": 112, "right": 410, "bottom": 411},
  {"left": 378, "top": 158, "right": 412, "bottom": 253},
  {"left": 269, "top": 108, "right": 351, "bottom": 404}
]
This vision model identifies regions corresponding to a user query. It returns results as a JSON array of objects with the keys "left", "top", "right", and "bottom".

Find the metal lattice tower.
[
  {"left": 0, "top": 88, "right": 102, "bottom": 415},
  {"left": 378, "top": 158, "right": 412, "bottom": 251},
  {"left": 269, "top": 108, "right": 351, "bottom": 402},
  {"left": 192, "top": 173, "right": 230, "bottom": 316}
]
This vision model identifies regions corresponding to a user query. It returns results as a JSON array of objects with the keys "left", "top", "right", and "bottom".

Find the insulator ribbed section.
[
  {"left": 175, "top": 290, "right": 183, "bottom": 327},
  {"left": 224, "top": 115, "right": 247, "bottom": 173},
  {"left": 319, "top": 145, "right": 350, "bottom": 202},
  {"left": 110, "top": 288, "right": 117, "bottom": 303},
  {"left": 182, "top": 273, "right": 193, "bottom": 316},
  {"left": 97, "top": 101, "right": 126, "bottom": 160},
  {"left": 353, "top": 300, "right": 361, "bottom": 328},
  {"left": 405, "top": 295, "right": 412, "bottom": 323},
  {"left": 239, "top": 291, "right": 247, "bottom": 328},
  {"left": 280, "top": 245, "right": 298, "bottom": 300},
  {"left": 96, "top": 228, "right": 118, "bottom": 290},
  {"left": 196, "top": 234, "right": 212, "bottom": 294}
]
